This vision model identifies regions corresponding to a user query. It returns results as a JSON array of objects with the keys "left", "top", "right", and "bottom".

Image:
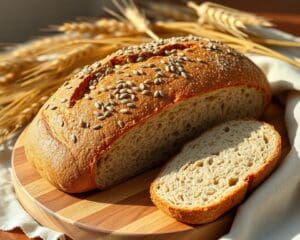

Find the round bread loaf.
[{"left": 24, "top": 36, "right": 271, "bottom": 193}]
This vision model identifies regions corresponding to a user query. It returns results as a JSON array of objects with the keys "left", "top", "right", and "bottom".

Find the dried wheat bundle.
[
  {"left": 0, "top": 1, "right": 300, "bottom": 144},
  {"left": 188, "top": 1, "right": 273, "bottom": 38}
]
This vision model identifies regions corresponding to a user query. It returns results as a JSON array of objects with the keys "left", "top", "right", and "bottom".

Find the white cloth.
[
  {"left": 0, "top": 29, "right": 300, "bottom": 240},
  {"left": 0, "top": 136, "right": 65, "bottom": 240}
]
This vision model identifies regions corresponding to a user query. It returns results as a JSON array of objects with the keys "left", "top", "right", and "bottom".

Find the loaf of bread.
[
  {"left": 24, "top": 36, "right": 271, "bottom": 193},
  {"left": 150, "top": 120, "right": 281, "bottom": 224}
]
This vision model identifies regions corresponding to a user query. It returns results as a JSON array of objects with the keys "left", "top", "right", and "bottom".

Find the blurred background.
[{"left": 0, "top": 0, "right": 300, "bottom": 43}]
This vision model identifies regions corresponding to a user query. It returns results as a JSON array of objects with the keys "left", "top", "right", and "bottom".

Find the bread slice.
[{"left": 150, "top": 120, "right": 281, "bottom": 224}]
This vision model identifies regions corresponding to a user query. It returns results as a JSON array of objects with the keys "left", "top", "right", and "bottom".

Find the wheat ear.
[
  {"left": 58, "top": 18, "right": 136, "bottom": 36},
  {"left": 188, "top": 1, "right": 273, "bottom": 38},
  {"left": 106, "top": 0, "right": 159, "bottom": 40}
]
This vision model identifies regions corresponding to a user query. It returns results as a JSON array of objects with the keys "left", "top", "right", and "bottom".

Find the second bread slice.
[{"left": 150, "top": 120, "right": 281, "bottom": 224}]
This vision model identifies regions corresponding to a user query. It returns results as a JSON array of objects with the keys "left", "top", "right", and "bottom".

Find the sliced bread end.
[{"left": 150, "top": 120, "right": 281, "bottom": 224}]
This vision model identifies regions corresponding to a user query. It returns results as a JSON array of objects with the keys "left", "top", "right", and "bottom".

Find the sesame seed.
[
  {"left": 50, "top": 105, "right": 57, "bottom": 110},
  {"left": 156, "top": 72, "right": 164, "bottom": 77},
  {"left": 60, "top": 119, "right": 64, "bottom": 127},
  {"left": 141, "top": 90, "right": 151, "bottom": 95},
  {"left": 126, "top": 80, "right": 135, "bottom": 86},
  {"left": 143, "top": 79, "right": 152, "bottom": 84},
  {"left": 181, "top": 71, "right": 188, "bottom": 78},
  {"left": 159, "top": 90, "right": 164, "bottom": 97},
  {"left": 113, "top": 89, "right": 119, "bottom": 95},
  {"left": 116, "top": 79, "right": 126, "bottom": 84},
  {"left": 66, "top": 86, "right": 73, "bottom": 89},
  {"left": 120, "top": 108, "right": 130, "bottom": 114},
  {"left": 120, "top": 99, "right": 132, "bottom": 104},
  {"left": 109, "top": 99, "right": 117, "bottom": 106},
  {"left": 127, "top": 103, "right": 135, "bottom": 108},
  {"left": 92, "top": 124, "right": 102, "bottom": 130},
  {"left": 70, "top": 134, "right": 77, "bottom": 143},
  {"left": 165, "top": 66, "right": 170, "bottom": 72},
  {"left": 139, "top": 83, "right": 146, "bottom": 90},
  {"left": 132, "top": 86, "right": 141, "bottom": 92},
  {"left": 98, "top": 116, "right": 106, "bottom": 120},
  {"left": 106, "top": 106, "right": 114, "bottom": 112},
  {"left": 89, "top": 86, "right": 96, "bottom": 90},
  {"left": 131, "top": 94, "right": 137, "bottom": 101},
  {"left": 117, "top": 83, "right": 124, "bottom": 89},
  {"left": 137, "top": 69, "right": 144, "bottom": 75},
  {"left": 60, "top": 98, "right": 67, "bottom": 103},
  {"left": 104, "top": 111, "right": 112, "bottom": 117},
  {"left": 154, "top": 78, "right": 164, "bottom": 85},
  {"left": 119, "top": 93, "right": 129, "bottom": 99},
  {"left": 137, "top": 56, "right": 144, "bottom": 62},
  {"left": 120, "top": 89, "right": 129, "bottom": 94},
  {"left": 154, "top": 90, "right": 164, "bottom": 98},
  {"left": 117, "top": 120, "right": 125, "bottom": 128},
  {"left": 149, "top": 63, "right": 156, "bottom": 68},
  {"left": 94, "top": 102, "right": 102, "bottom": 109}
]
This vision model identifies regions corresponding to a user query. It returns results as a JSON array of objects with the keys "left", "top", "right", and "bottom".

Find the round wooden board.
[{"left": 11, "top": 129, "right": 234, "bottom": 240}]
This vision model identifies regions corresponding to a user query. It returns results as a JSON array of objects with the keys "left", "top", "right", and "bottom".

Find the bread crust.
[
  {"left": 24, "top": 36, "right": 271, "bottom": 193},
  {"left": 150, "top": 120, "right": 282, "bottom": 224}
]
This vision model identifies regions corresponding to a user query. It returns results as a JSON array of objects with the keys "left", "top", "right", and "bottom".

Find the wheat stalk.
[
  {"left": 188, "top": 1, "right": 273, "bottom": 38},
  {"left": 105, "top": 0, "right": 159, "bottom": 40},
  {"left": 58, "top": 18, "right": 137, "bottom": 36},
  {"left": 11, "top": 34, "right": 78, "bottom": 58}
]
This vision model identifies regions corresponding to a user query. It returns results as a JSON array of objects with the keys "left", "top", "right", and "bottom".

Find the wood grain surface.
[
  {"left": 11, "top": 132, "right": 234, "bottom": 240},
  {"left": 1, "top": 0, "right": 298, "bottom": 239}
]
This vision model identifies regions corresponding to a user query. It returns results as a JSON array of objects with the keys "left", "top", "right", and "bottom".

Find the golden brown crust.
[
  {"left": 150, "top": 120, "right": 282, "bottom": 224},
  {"left": 24, "top": 36, "right": 271, "bottom": 193}
]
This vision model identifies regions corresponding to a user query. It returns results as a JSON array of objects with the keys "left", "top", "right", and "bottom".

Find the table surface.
[{"left": 1, "top": 1, "right": 300, "bottom": 240}]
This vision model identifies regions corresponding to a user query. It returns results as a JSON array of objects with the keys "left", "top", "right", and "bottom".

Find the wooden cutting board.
[{"left": 11, "top": 130, "right": 234, "bottom": 240}]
